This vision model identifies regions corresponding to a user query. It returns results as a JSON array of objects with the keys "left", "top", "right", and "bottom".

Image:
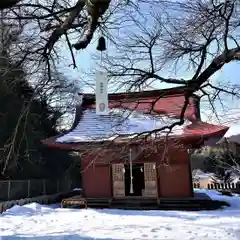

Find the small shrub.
[{"left": 219, "top": 190, "right": 233, "bottom": 197}]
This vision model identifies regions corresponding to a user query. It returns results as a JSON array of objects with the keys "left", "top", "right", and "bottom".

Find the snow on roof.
[{"left": 56, "top": 109, "right": 191, "bottom": 143}]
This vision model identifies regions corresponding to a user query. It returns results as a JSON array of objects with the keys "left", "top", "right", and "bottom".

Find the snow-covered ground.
[{"left": 1, "top": 190, "right": 240, "bottom": 240}]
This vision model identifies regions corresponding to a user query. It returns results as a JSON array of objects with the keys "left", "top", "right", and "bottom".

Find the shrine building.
[{"left": 41, "top": 87, "right": 229, "bottom": 203}]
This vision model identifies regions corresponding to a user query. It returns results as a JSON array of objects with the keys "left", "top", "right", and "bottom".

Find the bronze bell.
[{"left": 96, "top": 36, "right": 106, "bottom": 51}]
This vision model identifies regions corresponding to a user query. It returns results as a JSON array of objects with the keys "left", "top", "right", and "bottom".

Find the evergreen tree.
[{"left": 0, "top": 19, "right": 62, "bottom": 179}]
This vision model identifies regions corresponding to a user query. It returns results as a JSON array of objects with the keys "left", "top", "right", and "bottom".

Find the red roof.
[
  {"left": 41, "top": 88, "right": 228, "bottom": 150},
  {"left": 80, "top": 87, "right": 200, "bottom": 121},
  {"left": 183, "top": 121, "right": 228, "bottom": 137},
  {"left": 81, "top": 86, "right": 200, "bottom": 101}
]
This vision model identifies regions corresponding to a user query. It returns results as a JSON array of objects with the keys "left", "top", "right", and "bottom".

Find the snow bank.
[
  {"left": 2, "top": 202, "right": 54, "bottom": 216},
  {"left": 195, "top": 189, "right": 240, "bottom": 209}
]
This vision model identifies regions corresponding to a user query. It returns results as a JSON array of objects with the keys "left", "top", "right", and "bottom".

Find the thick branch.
[
  {"left": 73, "top": 17, "right": 99, "bottom": 50},
  {"left": 44, "top": 0, "right": 85, "bottom": 56},
  {"left": 194, "top": 47, "right": 240, "bottom": 88},
  {"left": 0, "top": 0, "right": 21, "bottom": 9},
  {"left": 73, "top": 0, "right": 111, "bottom": 50}
]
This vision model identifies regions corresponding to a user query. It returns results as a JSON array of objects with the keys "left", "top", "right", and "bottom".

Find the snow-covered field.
[{"left": 1, "top": 190, "right": 240, "bottom": 240}]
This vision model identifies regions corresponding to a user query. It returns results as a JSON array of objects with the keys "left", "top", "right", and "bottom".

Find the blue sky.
[
  {"left": 59, "top": 40, "right": 240, "bottom": 94},
  {"left": 57, "top": 0, "right": 240, "bottom": 131},
  {"left": 58, "top": 0, "right": 240, "bottom": 95},
  {"left": 57, "top": 39, "right": 240, "bottom": 138}
]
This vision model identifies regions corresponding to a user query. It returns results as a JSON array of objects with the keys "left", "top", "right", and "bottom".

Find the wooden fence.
[
  {"left": 193, "top": 182, "right": 240, "bottom": 191},
  {"left": 0, "top": 177, "right": 77, "bottom": 201}
]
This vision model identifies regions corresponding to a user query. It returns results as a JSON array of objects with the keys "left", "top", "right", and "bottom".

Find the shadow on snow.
[{"left": 1, "top": 235, "right": 118, "bottom": 240}]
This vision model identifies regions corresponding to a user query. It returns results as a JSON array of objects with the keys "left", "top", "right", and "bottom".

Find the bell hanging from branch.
[{"left": 96, "top": 36, "right": 106, "bottom": 51}]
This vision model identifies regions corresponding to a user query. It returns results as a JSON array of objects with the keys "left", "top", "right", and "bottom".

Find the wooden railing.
[
  {"left": 0, "top": 177, "right": 75, "bottom": 201},
  {"left": 193, "top": 182, "right": 240, "bottom": 192}
]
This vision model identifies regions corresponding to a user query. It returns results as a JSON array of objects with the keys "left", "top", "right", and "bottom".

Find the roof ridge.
[{"left": 78, "top": 86, "right": 200, "bottom": 101}]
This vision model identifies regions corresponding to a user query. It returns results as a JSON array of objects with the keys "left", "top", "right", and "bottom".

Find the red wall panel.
[
  {"left": 81, "top": 145, "right": 192, "bottom": 198},
  {"left": 158, "top": 164, "right": 192, "bottom": 197},
  {"left": 82, "top": 164, "right": 112, "bottom": 198}
]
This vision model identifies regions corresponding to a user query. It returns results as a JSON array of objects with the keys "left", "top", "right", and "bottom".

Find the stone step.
[{"left": 61, "top": 196, "right": 229, "bottom": 211}]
